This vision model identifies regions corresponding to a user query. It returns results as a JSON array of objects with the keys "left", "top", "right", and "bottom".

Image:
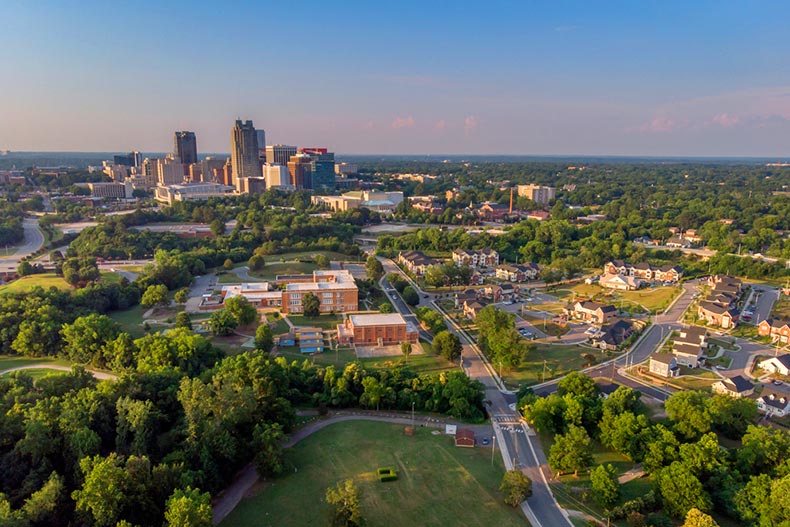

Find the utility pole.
[
  {"left": 491, "top": 433, "right": 496, "bottom": 465},
  {"left": 411, "top": 401, "right": 415, "bottom": 428},
  {"left": 542, "top": 359, "right": 547, "bottom": 383}
]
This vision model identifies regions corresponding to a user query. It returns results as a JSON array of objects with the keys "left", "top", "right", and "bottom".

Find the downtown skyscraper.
[
  {"left": 230, "top": 120, "right": 260, "bottom": 185},
  {"left": 173, "top": 131, "right": 198, "bottom": 164}
]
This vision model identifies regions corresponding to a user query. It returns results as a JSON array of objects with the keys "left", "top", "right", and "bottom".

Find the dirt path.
[
  {"left": 0, "top": 364, "right": 118, "bottom": 381},
  {"left": 212, "top": 412, "right": 492, "bottom": 525}
]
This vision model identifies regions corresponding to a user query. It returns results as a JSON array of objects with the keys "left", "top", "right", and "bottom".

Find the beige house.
[
  {"left": 712, "top": 376, "right": 754, "bottom": 398},
  {"left": 649, "top": 353, "right": 679, "bottom": 377},
  {"left": 600, "top": 273, "right": 640, "bottom": 291}
]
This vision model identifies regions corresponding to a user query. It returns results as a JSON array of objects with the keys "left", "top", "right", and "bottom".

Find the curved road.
[
  {"left": 0, "top": 364, "right": 117, "bottom": 381},
  {"left": 0, "top": 218, "right": 45, "bottom": 272},
  {"left": 212, "top": 414, "right": 491, "bottom": 525}
]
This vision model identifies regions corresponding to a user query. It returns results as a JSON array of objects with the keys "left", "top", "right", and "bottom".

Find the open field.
[
  {"left": 275, "top": 345, "right": 458, "bottom": 376},
  {"left": 108, "top": 305, "right": 148, "bottom": 337},
  {"left": 0, "top": 355, "right": 70, "bottom": 372},
  {"left": 261, "top": 250, "right": 361, "bottom": 262},
  {"left": 547, "top": 283, "right": 682, "bottom": 314},
  {"left": 220, "top": 421, "right": 523, "bottom": 527},
  {"left": 501, "top": 344, "right": 607, "bottom": 388},
  {"left": 0, "top": 273, "right": 70, "bottom": 293}
]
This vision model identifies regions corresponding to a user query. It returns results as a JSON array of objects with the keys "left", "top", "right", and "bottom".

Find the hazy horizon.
[{"left": 3, "top": 1, "right": 790, "bottom": 157}]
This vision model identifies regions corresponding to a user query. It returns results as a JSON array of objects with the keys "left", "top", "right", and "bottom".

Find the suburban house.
[
  {"left": 758, "top": 319, "right": 790, "bottom": 343},
  {"left": 697, "top": 301, "right": 738, "bottom": 329},
  {"left": 452, "top": 248, "right": 499, "bottom": 268},
  {"left": 479, "top": 248, "right": 500, "bottom": 267},
  {"left": 600, "top": 273, "right": 640, "bottom": 291},
  {"left": 454, "top": 288, "right": 478, "bottom": 309},
  {"left": 592, "top": 320, "right": 635, "bottom": 350},
  {"left": 568, "top": 300, "right": 617, "bottom": 325},
  {"left": 336, "top": 313, "right": 419, "bottom": 346},
  {"left": 758, "top": 355, "right": 790, "bottom": 376},
  {"left": 671, "top": 326, "right": 708, "bottom": 367},
  {"left": 495, "top": 263, "right": 540, "bottom": 282},
  {"left": 649, "top": 353, "right": 680, "bottom": 377},
  {"left": 757, "top": 386, "right": 790, "bottom": 417},
  {"left": 398, "top": 250, "right": 440, "bottom": 276},
  {"left": 604, "top": 260, "right": 683, "bottom": 283},
  {"left": 666, "top": 237, "right": 692, "bottom": 249},
  {"left": 712, "top": 375, "right": 754, "bottom": 398},
  {"left": 463, "top": 300, "right": 486, "bottom": 319}
]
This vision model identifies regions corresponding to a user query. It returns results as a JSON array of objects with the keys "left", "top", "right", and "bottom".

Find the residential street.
[
  {"left": 0, "top": 217, "right": 44, "bottom": 272},
  {"left": 378, "top": 257, "right": 572, "bottom": 527}
]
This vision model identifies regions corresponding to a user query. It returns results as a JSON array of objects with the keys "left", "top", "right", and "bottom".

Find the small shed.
[{"left": 455, "top": 428, "right": 475, "bottom": 448}]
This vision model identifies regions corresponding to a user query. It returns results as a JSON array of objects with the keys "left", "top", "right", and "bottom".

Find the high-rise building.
[
  {"left": 516, "top": 184, "right": 556, "bottom": 205},
  {"left": 287, "top": 153, "right": 314, "bottom": 190},
  {"left": 141, "top": 158, "right": 160, "bottom": 187},
  {"left": 113, "top": 151, "right": 142, "bottom": 167},
  {"left": 256, "top": 129, "right": 266, "bottom": 161},
  {"left": 200, "top": 157, "right": 226, "bottom": 183},
  {"left": 231, "top": 120, "right": 260, "bottom": 186},
  {"left": 301, "top": 148, "right": 335, "bottom": 191},
  {"left": 174, "top": 131, "right": 198, "bottom": 165},
  {"left": 266, "top": 144, "right": 297, "bottom": 166},
  {"left": 156, "top": 158, "right": 185, "bottom": 186},
  {"left": 263, "top": 164, "right": 292, "bottom": 189},
  {"left": 222, "top": 158, "right": 234, "bottom": 187}
]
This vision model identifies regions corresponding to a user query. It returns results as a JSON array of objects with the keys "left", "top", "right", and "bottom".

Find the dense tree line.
[{"left": 520, "top": 373, "right": 790, "bottom": 525}]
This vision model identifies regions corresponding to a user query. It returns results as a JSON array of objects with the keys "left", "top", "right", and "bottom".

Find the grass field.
[
  {"left": 250, "top": 262, "right": 319, "bottom": 281},
  {"left": 287, "top": 314, "right": 343, "bottom": 330},
  {"left": 108, "top": 305, "right": 147, "bottom": 337},
  {"left": 4, "top": 368, "right": 69, "bottom": 381},
  {"left": 258, "top": 250, "right": 360, "bottom": 263},
  {"left": 275, "top": 345, "right": 458, "bottom": 376},
  {"left": 548, "top": 283, "right": 682, "bottom": 314},
  {"left": 220, "top": 421, "right": 524, "bottom": 527},
  {"left": 0, "top": 355, "right": 67, "bottom": 372},
  {"left": 502, "top": 344, "right": 607, "bottom": 388},
  {"left": 0, "top": 273, "right": 70, "bottom": 293}
]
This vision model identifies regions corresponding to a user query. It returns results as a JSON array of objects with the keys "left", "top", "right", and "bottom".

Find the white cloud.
[{"left": 464, "top": 115, "right": 478, "bottom": 134}]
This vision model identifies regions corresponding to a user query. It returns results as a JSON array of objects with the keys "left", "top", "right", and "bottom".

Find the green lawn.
[
  {"left": 108, "top": 305, "right": 147, "bottom": 337},
  {"left": 0, "top": 273, "right": 70, "bottom": 293},
  {"left": 4, "top": 368, "right": 69, "bottom": 382},
  {"left": 251, "top": 262, "right": 319, "bottom": 281},
  {"left": 220, "top": 421, "right": 524, "bottom": 527},
  {"left": 275, "top": 346, "right": 458, "bottom": 376},
  {"left": 0, "top": 355, "right": 67, "bottom": 372},
  {"left": 549, "top": 283, "right": 682, "bottom": 314},
  {"left": 501, "top": 344, "right": 608, "bottom": 388},
  {"left": 254, "top": 250, "right": 360, "bottom": 263},
  {"left": 266, "top": 315, "right": 291, "bottom": 335},
  {"left": 287, "top": 314, "right": 343, "bottom": 330}
]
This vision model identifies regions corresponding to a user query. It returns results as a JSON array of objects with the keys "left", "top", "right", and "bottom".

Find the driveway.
[{"left": 749, "top": 285, "right": 779, "bottom": 326}]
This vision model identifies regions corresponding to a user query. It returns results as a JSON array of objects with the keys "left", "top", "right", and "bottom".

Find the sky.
[{"left": 2, "top": 0, "right": 790, "bottom": 156}]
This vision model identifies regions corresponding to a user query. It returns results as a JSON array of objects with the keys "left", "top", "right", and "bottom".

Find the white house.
[
  {"left": 600, "top": 273, "right": 640, "bottom": 291},
  {"left": 758, "top": 355, "right": 790, "bottom": 376},
  {"left": 711, "top": 376, "right": 754, "bottom": 398},
  {"left": 757, "top": 386, "right": 790, "bottom": 417}
]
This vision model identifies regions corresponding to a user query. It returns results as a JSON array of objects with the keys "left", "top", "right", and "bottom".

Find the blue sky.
[{"left": 2, "top": 0, "right": 790, "bottom": 156}]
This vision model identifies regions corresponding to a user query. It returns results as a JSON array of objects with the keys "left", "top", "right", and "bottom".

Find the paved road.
[
  {"left": 0, "top": 364, "right": 117, "bottom": 381},
  {"left": 0, "top": 218, "right": 45, "bottom": 272},
  {"left": 535, "top": 281, "right": 699, "bottom": 402},
  {"left": 377, "top": 257, "right": 571, "bottom": 527},
  {"left": 211, "top": 413, "right": 493, "bottom": 526},
  {"left": 749, "top": 285, "right": 780, "bottom": 326}
]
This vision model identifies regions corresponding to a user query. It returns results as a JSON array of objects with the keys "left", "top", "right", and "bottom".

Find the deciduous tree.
[{"left": 500, "top": 469, "right": 532, "bottom": 507}]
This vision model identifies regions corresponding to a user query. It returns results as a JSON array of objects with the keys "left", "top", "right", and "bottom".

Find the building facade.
[
  {"left": 231, "top": 120, "right": 260, "bottom": 186},
  {"left": 266, "top": 144, "right": 298, "bottom": 166},
  {"left": 173, "top": 131, "right": 198, "bottom": 165},
  {"left": 517, "top": 184, "right": 556, "bottom": 205},
  {"left": 336, "top": 313, "right": 419, "bottom": 346}
]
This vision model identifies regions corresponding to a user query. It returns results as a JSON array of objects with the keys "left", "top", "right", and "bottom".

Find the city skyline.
[{"left": 2, "top": 1, "right": 790, "bottom": 156}]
